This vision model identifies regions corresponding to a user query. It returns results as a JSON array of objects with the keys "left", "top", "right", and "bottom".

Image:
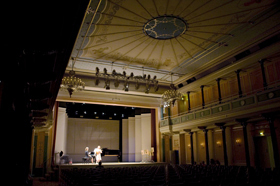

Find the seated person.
[{"left": 85, "top": 147, "right": 93, "bottom": 163}]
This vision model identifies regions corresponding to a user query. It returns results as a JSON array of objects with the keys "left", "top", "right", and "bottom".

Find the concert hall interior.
[{"left": 2, "top": 0, "right": 280, "bottom": 185}]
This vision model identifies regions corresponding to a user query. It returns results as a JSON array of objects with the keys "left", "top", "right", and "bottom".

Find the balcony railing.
[{"left": 160, "top": 84, "right": 280, "bottom": 128}]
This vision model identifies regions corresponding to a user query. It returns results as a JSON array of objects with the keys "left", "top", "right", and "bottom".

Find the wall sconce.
[
  {"left": 260, "top": 131, "right": 264, "bottom": 136},
  {"left": 188, "top": 144, "right": 191, "bottom": 149},
  {"left": 216, "top": 141, "right": 222, "bottom": 147},
  {"left": 235, "top": 139, "right": 241, "bottom": 146},
  {"left": 200, "top": 143, "right": 205, "bottom": 149}
]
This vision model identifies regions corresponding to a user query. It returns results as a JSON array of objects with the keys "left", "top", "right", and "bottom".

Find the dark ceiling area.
[{"left": 60, "top": 102, "right": 151, "bottom": 120}]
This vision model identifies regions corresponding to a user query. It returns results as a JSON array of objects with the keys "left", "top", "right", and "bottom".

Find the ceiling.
[
  {"left": 59, "top": 0, "right": 280, "bottom": 106},
  {"left": 67, "top": 0, "right": 278, "bottom": 82}
]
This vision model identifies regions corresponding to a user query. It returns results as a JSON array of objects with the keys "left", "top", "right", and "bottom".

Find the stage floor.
[{"left": 59, "top": 162, "right": 166, "bottom": 170}]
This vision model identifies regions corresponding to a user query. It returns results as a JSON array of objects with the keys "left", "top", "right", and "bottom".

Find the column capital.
[
  {"left": 235, "top": 69, "right": 242, "bottom": 74},
  {"left": 215, "top": 122, "right": 226, "bottom": 130},
  {"left": 235, "top": 118, "right": 249, "bottom": 127},
  {"left": 216, "top": 78, "right": 221, "bottom": 82},
  {"left": 183, "top": 129, "right": 191, "bottom": 133},
  {"left": 198, "top": 126, "right": 208, "bottom": 133}
]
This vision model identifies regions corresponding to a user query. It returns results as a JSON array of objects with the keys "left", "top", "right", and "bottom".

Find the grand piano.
[{"left": 91, "top": 148, "right": 120, "bottom": 162}]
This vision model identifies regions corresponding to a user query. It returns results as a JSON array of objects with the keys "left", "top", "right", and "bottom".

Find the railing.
[{"left": 160, "top": 84, "right": 280, "bottom": 127}]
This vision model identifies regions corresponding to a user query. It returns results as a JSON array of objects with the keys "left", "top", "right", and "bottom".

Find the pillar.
[
  {"left": 215, "top": 123, "right": 228, "bottom": 166},
  {"left": 208, "top": 129, "right": 214, "bottom": 161},
  {"left": 187, "top": 91, "right": 191, "bottom": 113},
  {"left": 216, "top": 78, "right": 222, "bottom": 103},
  {"left": 235, "top": 69, "right": 243, "bottom": 98},
  {"left": 179, "top": 133, "right": 186, "bottom": 164},
  {"left": 190, "top": 132, "right": 195, "bottom": 165},
  {"left": 198, "top": 126, "right": 210, "bottom": 165},
  {"left": 263, "top": 113, "right": 280, "bottom": 169},
  {"left": 225, "top": 127, "right": 233, "bottom": 165},
  {"left": 236, "top": 118, "right": 250, "bottom": 167},
  {"left": 259, "top": 59, "right": 268, "bottom": 90},
  {"left": 184, "top": 130, "right": 195, "bottom": 165},
  {"left": 193, "top": 132, "right": 198, "bottom": 163},
  {"left": 201, "top": 85, "right": 205, "bottom": 109}
]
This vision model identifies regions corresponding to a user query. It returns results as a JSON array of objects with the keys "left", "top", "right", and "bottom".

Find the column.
[
  {"left": 216, "top": 78, "right": 222, "bottom": 103},
  {"left": 184, "top": 129, "right": 194, "bottom": 165},
  {"left": 198, "top": 126, "right": 209, "bottom": 165},
  {"left": 179, "top": 133, "right": 186, "bottom": 164},
  {"left": 164, "top": 134, "right": 171, "bottom": 163},
  {"left": 189, "top": 132, "right": 194, "bottom": 165},
  {"left": 215, "top": 123, "right": 228, "bottom": 166},
  {"left": 262, "top": 113, "right": 280, "bottom": 169},
  {"left": 259, "top": 59, "right": 268, "bottom": 90},
  {"left": 208, "top": 129, "right": 214, "bottom": 161},
  {"left": 235, "top": 69, "right": 243, "bottom": 98},
  {"left": 187, "top": 91, "right": 191, "bottom": 113},
  {"left": 200, "top": 85, "right": 205, "bottom": 109},
  {"left": 193, "top": 132, "right": 198, "bottom": 163},
  {"left": 225, "top": 127, "right": 233, "bottom": 165},
  {"left": 236, "top": 118, "right": 250, "bottom": 167}
]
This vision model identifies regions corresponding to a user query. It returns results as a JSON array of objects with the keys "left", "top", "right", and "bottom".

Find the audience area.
[{"left": 59, "top": 164, "right": 280, "bottom": 186}]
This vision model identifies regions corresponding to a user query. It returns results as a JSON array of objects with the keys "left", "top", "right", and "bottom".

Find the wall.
[
  {"left": 122, "top": 113, "right": 152, "bottom": 162},
  {"left": 55, "top": 107, "right": 68, "bottom": 158},
  {"left": 67, "top": 118, "right": 119, "bottom": 162},
  {"left": 170, "top": 59, "right": 280, "bottom": 118},
  {"left": 213, "top": 129, "right": 223, "bottom": 164}
]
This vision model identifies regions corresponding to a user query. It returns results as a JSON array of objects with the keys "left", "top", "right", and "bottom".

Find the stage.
[
  {"left": 59, "top": 162, "right": 166, "bottom": 170},
  {"left": 58, "top": 162, "right": 166, "bottom": 175}
]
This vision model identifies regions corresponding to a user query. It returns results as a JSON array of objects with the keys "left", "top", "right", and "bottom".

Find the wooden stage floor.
[{"left": 59, "top": 162, "right": 166, "bottom": 170}]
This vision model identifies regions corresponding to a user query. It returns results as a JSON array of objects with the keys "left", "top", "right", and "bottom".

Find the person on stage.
[
  {"left": 94, "top": 145, "right": 102, "bottom": 164},
  {"left": 85, "top": 147, "right": 94, "bottom": 163}
]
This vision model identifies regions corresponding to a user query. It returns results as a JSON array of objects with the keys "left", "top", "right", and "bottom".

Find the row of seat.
[{"left": 59, "top": 164, "right": 280, "bottom": 186}]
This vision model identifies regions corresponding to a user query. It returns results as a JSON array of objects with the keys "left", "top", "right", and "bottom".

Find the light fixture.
[
  {"left": 200, "top": 143, "right": 205, "bottom": 149},
  {"left": 216, "top": 141, "right": 222, "bottom": 147},
  {"left": 162, "top": 73, "right": 183, "bottom": 107},
  {"left": 235, "top": 139, "right": 241, "bottom": 146},
  {"left": 124, "top": 79, "right": 129, "bottom": 91},
  {"left": 60, "top": 60, "right": 85, "bottom": 98},
  {"left": 92, "top": 64, "right": 158, "bottom": 93}
]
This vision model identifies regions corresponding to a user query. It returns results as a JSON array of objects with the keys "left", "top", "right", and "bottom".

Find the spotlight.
[
  {"left": 143, "top": 74, "right": 146, "bottom": 79},
  {"left": 96, "top": 67, "right": 99, "bottom": 75},
  {"left": 103, "top": 68, "right": 108, "bottom": 75},
  {"left": 105, "top": 78, "right": 110, "bottom": 90},
  {"left": 130, "top": 72, "right": 134, "bottom": 78},
  {"left": 147, "top": 75, "right": 151, "bottom": 80},
  {"left": 153, "top": 76, "right": 157, "bottom": 80},
  {"left": 124, "top": 81, "right": 129, "bottom": 91},
  {"left": 145, "top": 82, "right": 150, "bottom": 94}
]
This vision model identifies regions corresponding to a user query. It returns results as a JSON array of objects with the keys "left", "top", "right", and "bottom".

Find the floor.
[{"left": 32, "top": 178, "right": 59, "bottom": 186}]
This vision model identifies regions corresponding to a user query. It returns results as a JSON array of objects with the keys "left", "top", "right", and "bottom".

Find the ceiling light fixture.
[
  {"left": 162, "top": 73, "right": 183, "bottom": 107},
  {"left": 93, "top": 64, "right": 158, "bottom": 93},
  {"left": 60, "top": 69, "right": 85, "bottom": 98}
]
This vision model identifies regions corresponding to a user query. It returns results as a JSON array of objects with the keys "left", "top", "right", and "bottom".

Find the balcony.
[{"left": 160, "top": 85, "right": 280, "bottom": 132}]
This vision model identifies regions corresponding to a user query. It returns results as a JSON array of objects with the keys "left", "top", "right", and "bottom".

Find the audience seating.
[{"left": 59, "top": 164, "right": 280, "bottom": 186}]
